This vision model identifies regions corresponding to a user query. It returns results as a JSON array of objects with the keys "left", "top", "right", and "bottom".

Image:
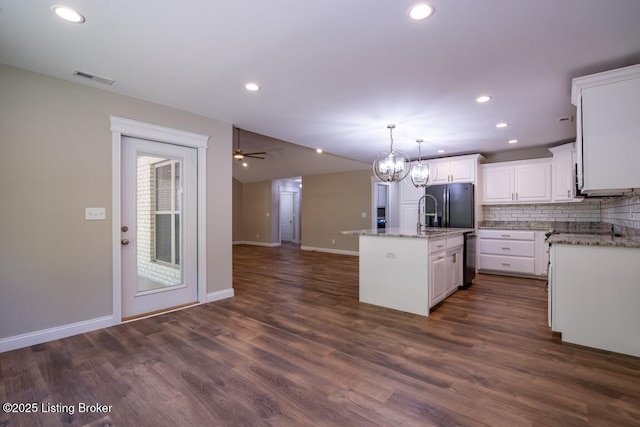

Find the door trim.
[{"left": 110, "top": 116, "right": 208, "bottom": 324}]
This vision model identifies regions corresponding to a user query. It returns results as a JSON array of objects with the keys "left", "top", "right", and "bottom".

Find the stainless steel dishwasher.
[{"left": 461, "top": 232, "right": 476, "bottom": 289}]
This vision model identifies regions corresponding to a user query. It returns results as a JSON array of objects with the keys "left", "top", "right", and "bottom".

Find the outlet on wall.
[{"left": 85, "top": 207, "right": 106, "bottom": 221}]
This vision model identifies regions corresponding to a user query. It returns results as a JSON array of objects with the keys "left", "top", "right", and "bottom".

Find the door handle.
[{"left": 121, "top": 239, "right": 130, "bottom": 246}]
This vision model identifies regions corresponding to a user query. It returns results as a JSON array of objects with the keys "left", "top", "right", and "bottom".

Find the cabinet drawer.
[
  {"left": 478, "top": 239, "right": 535, "bottom": 257},
  {"left": 479, "top": 254, "right": 535, "bottom": 274},
  {"left": 429, "top": 238, "right": 447, "bottom": 254},
  {"left": 477, "top": 229, "right": 535, "bottom": 241},
  {"left": 429, "top": 235, "right": 464, "bottom": 254},
  {"left": 447, "top": 235, "right": 464, "bottom": 249}
]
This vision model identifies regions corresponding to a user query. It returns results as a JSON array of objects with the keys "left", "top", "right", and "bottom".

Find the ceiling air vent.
[{"left": 72, "top": 70, "right": 115, "bottom": 86}]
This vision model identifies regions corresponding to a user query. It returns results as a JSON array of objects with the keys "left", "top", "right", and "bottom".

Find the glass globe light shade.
[
  {"left": 373, "top": 150, "right": 411, "bottom": 182},
  {"left": 410, "top": 161, "right": 431, "bottom": 187}
]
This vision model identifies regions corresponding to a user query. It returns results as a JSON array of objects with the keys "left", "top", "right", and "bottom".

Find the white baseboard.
[
  {"left": 0, "top": 315, "right": 115, "bottom": 354},
  {"left": 206, "top": 288, "right": 235, "bottom": 303},
  {"left": 233, "top": 241, "right": 281, "bottom": 247},
  {"left": 300, "top": 246, "right": 359, "bottom": 256}
]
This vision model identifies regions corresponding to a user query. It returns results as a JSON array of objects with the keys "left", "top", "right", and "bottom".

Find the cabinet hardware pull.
[
  {"left": 501, "top": 247, "right": 510, "bottom": 250},
  {"left": 437, "top": 256, "right": 445, "bottom": 260},
  {"left": 501, "top": 234, "right": 510, "bottom": 237},
  {"left": 567, "top": 189, "right": 570, "bottom": 198},
  {"left": 515, "top": 192, "right": 519, "bottom": 200},
  {"left": 501, "top": 263, "right": 510, "bottom": 266}
]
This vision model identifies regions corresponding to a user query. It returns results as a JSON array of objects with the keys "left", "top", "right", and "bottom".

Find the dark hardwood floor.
[{"left": 2, "top": 243, "right": 640, "bottom": 426}]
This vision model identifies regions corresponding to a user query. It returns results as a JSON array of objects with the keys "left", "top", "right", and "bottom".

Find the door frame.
[
  {"left": 110, "top": 116, "right": 208, "bottom": 323},
  {"left": 279, "top": 190, "right": 296, "bottom": 243}
]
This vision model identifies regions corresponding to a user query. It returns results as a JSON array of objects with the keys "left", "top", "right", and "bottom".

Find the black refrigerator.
[
  {"left": 424, "top": 183, "right": 476, "bottom": 288},
  {"left": 424, "top": 183, "right": 474, "bottom": 228}
]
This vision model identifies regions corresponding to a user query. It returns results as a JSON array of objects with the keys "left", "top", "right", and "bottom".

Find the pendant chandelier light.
[
  {"left": 373, "top": 124, "right": 411, "bottom": 182},
  {"left": 410, "top": 139, "right": 436, "bottom": 187}
]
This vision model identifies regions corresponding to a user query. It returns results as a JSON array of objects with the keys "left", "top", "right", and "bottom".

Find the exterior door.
[
  {"left": 280, "top": 192, "right": 294, "bottom": 242},
  {"left": 121, "top": 136, "right": 198, "bottom": 319}
]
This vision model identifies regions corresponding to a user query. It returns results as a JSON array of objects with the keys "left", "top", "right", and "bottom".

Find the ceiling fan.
[{"left": 233, "top": 127, "right": 266, "bottom": 161}]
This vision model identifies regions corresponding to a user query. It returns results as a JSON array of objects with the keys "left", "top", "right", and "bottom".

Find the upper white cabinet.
[
  {"left": 548, "top": 142, "right": 582, "bottom": 202},
  {"left": 480, "top": 159, "right": 552, "bottom": 204},
  {"left": 572, "top": 64, "right": 640, "bottom": 196},
  {"left": 428, "top": 155, "right": 478, "bottom": 184}
]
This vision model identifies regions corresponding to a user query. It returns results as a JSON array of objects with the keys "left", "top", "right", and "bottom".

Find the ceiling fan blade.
[
  {"left": 245, "top": 154, "right": 265, "bottom": 159},
  {"left": 243, "top": 151, "right": 267, "bottom": 156}
]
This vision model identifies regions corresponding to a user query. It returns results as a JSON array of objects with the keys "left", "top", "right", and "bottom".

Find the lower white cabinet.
[
  {"left": 478, "top": 229, "right": 547, "bottom": 277},
  {"left": 429, "top": 236, "right": 464, "bottom": 307},
  {"left": 551, "top": 242, "right": 640, "bottom": 357}
]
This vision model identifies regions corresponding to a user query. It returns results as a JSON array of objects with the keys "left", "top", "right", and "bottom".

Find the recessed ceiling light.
[
  {"left": 244, "top": 82, "right": 260, "bottom": 92},
  {"left": 476, "top": 95, "right": 492, "bottom": 103},
  {"left": 508, "top": 139, "right": 518, "bottom": 144},
  {"left": 437, "top": 149, "right": 445, "bottom": 154},
  {"left": 242, "top": 162, "right": 248, "bottom": 167},
  {"left": 496, "top": 122, "right": 508, "bottom": 128},
  {"left": 52, "top": 5, "right": 85, "bottom": 23},
  {"left": 409, "top": 3, "right": 435, "bottom": 20},
  {"left": 316, "top": 148, "right": 323, "bottom": 154}
]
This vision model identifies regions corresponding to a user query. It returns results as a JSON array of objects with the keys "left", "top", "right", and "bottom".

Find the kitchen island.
[
  {"left": 342, "top": 227, "right": 474, "bottom": 316},
  {"left": 548, "top": 232, "right": 640, "bottom": 357}
]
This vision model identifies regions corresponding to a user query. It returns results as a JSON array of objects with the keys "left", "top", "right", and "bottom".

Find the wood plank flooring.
[{"left": 2, "top": 243, "right": 640, "bottom": 426}]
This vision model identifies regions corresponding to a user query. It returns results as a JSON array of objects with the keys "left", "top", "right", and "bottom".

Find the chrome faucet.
[{"left": 417, "top": 194, "right": 439, "bottom": 233}]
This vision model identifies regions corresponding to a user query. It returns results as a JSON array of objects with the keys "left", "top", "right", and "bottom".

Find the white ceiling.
[{"left": 1, "top": 0, "right": 640, "bottom": 183}]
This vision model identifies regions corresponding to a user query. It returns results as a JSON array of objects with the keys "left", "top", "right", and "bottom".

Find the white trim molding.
[
  {"left": 110, "top": 116, "right": 209, "bottom": 325},
  {"left": 206, "top": 288, "right": 235, "bottom": 303},
  {"left": 301, "top": 246, "right": 359, "bottom": 256},
  {"left": 233, "top": 241, "right": 281, "bottom": 247},
  {"left": 0, "top": 316, "right": 114, "bottom": 354}
]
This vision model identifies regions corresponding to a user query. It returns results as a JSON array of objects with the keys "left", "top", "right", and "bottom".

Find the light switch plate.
[{"left": 85, "top": 207, "right": 106, "bottom": 220}]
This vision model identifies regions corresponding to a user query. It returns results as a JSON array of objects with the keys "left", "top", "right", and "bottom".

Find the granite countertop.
[
  {"left": 341, "top": 227, "right": 475, "bottom": 239},
  {"left": 547, "top": 233, "right": 640, "bottom": 248},
  {"left": 479, "top": 221, "right": 640, "bottom": 248}
]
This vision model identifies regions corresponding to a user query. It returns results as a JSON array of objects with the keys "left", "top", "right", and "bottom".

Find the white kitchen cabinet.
[
  {"left": 478, "top": 229, "right": 542, "bottom": 277},
  {"left": 399, "top": 168, "right": 424, "bottom": 204},
  {"left": 429, "top": 235, "right": 464, "bottom": 307},
  {"left": 572, "top": 64, "right": 640, "bottom": 196},
  {"left": 550, "top": 242, "right": 640, "bottom": 357},
  {"left": 398, "top": 169, "right": 423, "bottom": 230},
  {"left": 480, "top": 159, "right": 551, "bottom": 204},
  {"left": 548, "top": 142, "right": 581, "bottom": 202},
  {"left": 428, "top": 155, "right": 477, "bottom": 184}
]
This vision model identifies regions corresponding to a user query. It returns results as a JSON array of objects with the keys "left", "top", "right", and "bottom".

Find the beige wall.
[
  {"left": 301, "top": 169, "right": 372, "bottom": 252},
  {"left": 232, "top": 178, "right": 244, "bottom": 242},
  {"left": 0, "top": 65, "right": 232, "bottom": 340},
  {"left": 241, "top": 180, "right": 275, "bottom": 244}
]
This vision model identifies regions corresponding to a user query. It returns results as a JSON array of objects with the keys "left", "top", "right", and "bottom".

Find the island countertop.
[{"left": 341, "top": 227, "right": 475, "bottom": 238}]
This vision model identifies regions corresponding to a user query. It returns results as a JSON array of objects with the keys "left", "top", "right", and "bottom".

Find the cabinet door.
[
  {"left": 448, "top": 247, "right": 463, "bottom": 291},
  {"left": 514, "top": 162, "right": 551, "bottom": 202},
  {"left": 429, "top": 161, "right": 451, "bottom": 185},
  {"left": 481, "top": 165, "right": 514, "bottom": 203},
  {"left": 450, "top": 159, "right": 475, "bottom": 183},
  {"left": 399, "top": 204, "right": 418, "bottom": 231},
  {"left": 399, "top": 173, "right": 424, "bottom": 204},
  {"left": 582, "top": 77, "right": 640, "bottom": 192},
  {"left": 552, "top": 147, "right": 574, "bottom": 201},
  {"left": 430, "top": 253, "right": 448, "bottom": 307}
]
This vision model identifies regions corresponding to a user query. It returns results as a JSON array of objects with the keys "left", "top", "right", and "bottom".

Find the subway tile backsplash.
[
  {"left": 482, "top": 193, "right": 640, "bottom": 235},
  {"left": 482, "top": 201, "right": 601, "bottom": 222},
  {"left": 601, "top": 193, "right": 640, "bottom": 233}
]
